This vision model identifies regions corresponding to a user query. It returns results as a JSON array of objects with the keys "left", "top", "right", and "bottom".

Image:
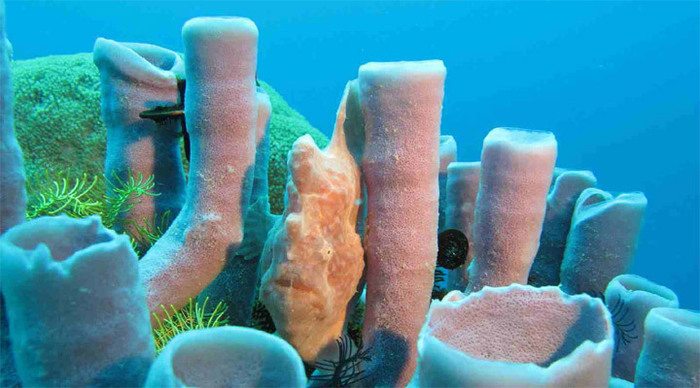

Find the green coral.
[{"left": 11, "top": 53, "right": 328, "bottom": 215}]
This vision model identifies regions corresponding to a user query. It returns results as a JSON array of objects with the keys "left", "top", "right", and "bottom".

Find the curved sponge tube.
[
  {"left": 0, "top": 215, "right": 154, "bottom": 387},
  {"left": 145, "top": 326, "right": 306, "bottom": 387},
  {"left": 138, "top": 16, "right": 259, "bottom": 318},
  {"left": 529, "top": 169, "right": 597, "bottom": 287},
  {"left": 415, "top": 285, "right": 614, "bottom": 387},
  {"left": 93, "top": 38, "right": 186, "bottom": 248},
  {"left": 560, "top": 188, "right": 647, "bottom": 296}
]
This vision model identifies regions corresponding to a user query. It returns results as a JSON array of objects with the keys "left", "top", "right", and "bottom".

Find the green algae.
[{"left": 11, "top": 53, "right": 328, "bottom": 215}]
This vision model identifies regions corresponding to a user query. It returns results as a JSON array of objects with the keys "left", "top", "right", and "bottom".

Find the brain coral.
[{"left": 11, "top": 52, "right": 327, "bottom": 214}]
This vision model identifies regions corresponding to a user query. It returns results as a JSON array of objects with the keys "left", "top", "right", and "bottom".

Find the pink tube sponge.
[
  {"left": 635, "top": 307, "right": 699, "bottom": 387},
  {"left": 604, "top": 274, "right": 679, "bottom": 381},
  {"left": 468, "top": 127, "right": 557, "bottom": 292},
  {"left": 138, "top": 16, "right": 258, "bottom": 318},
  {"left": 359, "top": 60, "right": 445, "bottom": 386},
  {"left": 560, "top": 188, "right": 647, "bottom": 296},
  {"left": 0, "top": 215, "right": 154, "bottom": 386},
  {"left": 415, "top": 285, "right": 614, "bottom": 387}
]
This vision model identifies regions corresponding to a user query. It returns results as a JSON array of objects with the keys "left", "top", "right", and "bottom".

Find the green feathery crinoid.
[
  {"left": 25, "top": 171, "right": 166, "bottom": 255},
  {"left": 152, "top": 297, "right": 229, "bottom": 353},
  {"left": 26, "top": 173, "right": 102, "bottom": 219},
  {"left": 102, "top": 172, "right": 159, "bottom": 229}
]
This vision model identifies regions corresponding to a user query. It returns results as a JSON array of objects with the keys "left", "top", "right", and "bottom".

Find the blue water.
[{"left": 6, "top": 1, "right": 699, "bottom": 308}]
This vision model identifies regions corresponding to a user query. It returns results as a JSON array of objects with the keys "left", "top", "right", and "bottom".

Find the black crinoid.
[
  {"left": 310, "top": 333, "right": 372, "bottom": 387},
  {"left": 437, "top": 229, "right": 469, "bottom": 270},
  {"left": 607, "top": 293, "right": 638, "bottom": 352}
]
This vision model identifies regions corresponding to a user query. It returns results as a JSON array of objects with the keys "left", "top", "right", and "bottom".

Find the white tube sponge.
[
  {"left": 93, "top": 38, "right": 186, "bottom": 247},
  {"left": 468, "top": 127, "right": 557, "bottom": 292},
  {"left": 0, "top": 215, "right": 154, "bottom": 387},
  {"left": 138, "top": 17, "right": 258, "bottom": 318},
  {"left": 145, "top": 327, "right": 306, "bottom": 387},
  {"left": 635, "top": 307, "right": 700, "bottom": 387},
  {"left": 529, "top": 170, "right": 597, "bottom": 287},
  {"left": 444, "top": 161, "right": 480, "bottom": 291},
  {"left": 359, "top": 60, "right": 445, "bottom": 386},
  {"left": 414, "top": 285, "right": 614, "bottom": 387},
  {"left": 260, "top": 84, "right": 363, "bottom": 362},
  {"left": 604, "top": 274, "right": 679, "bottom": 382},
  {"left": 560, "top": 188, "right": 647, "bottom": 296},
  {"left": 0, "top": 1, "right": 26, "bottom": 233}
]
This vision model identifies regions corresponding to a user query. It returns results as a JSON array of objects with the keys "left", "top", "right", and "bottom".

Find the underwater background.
[{"left": 5, "top": 0, "right": 699, "bottom": 309}]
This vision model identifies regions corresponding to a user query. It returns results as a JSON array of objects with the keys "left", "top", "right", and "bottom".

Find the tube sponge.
[
  {"left": 145, "top": 326, "right": 306, "bottom": 387},
  {"left": 529, "top": 169, "right": 597, "bottom": 287},
  {"left": 260, "top": 84, "right": 364, "bottom": 362},
  {"left": 0, "top": 1, "right": 26, "bottom": 233},
  {"left": 604, "top": 274, "right": 679, "bottom": 381},
  {"left": 415, "top": 285, "right": 614, "bottom": 387},
  {"left": 198, "top": 88, "right": 275, "bottom": 326},
  {"left": 468, "top": 127, "right": 557, "bottom": 292},
  {"left": 635, "top": 307, "right": 700, "bottom": 387},
  {"left": 0, "top": 215, "right": 154, "bottom": 386},
  {"left": 359, "top": 60, "right": 445, "bottom": 386},
  {"left": 138, "top": 16, "right": 258, "bottom": 317},
  {"left": 560, "top": 188, "right": 647, "bottom": 296},
  {"left": 444, "top": 161, "right": 480, "bottom": 291},
  {"left": 93, "top": 38, "right": 186, "bottom": 249}
]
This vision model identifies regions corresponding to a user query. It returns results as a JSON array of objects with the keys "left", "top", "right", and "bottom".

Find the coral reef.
[{"left": 1, "top": 8, "right": 697, "bottom": 388}]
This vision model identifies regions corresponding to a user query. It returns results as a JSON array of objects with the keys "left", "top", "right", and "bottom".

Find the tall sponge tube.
[
  {"left": 138, "top": 17, "right": 258, "bottom": 319},
  {"left": 359, "top": 60, "right": 445, "bottom": 386},
  {"left": 468, "top": 127, "right": 557, "bottom": 292}
]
